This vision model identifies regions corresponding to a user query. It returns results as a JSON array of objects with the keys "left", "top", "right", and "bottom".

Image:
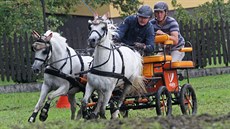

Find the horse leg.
[
  {"left": 99, "top": 90, "right": 113, "bottom": 119},
  {"left": 28, "top": 83, "right": 50, "bottom": 123},
  {"left": 77, "top": 83, "right": 94, "bottom": 120},
  {"left": 39, "top": 84, "right": 69, "bottom": 122},
  {"left": 90, "top": 91, "right": 104, "bottom": 119},
  {"left": 111, "top": 84, "right": 131, "bottom": 119},
  {"left": 68, "top": 87, "right": 80, "bottom": 120}
]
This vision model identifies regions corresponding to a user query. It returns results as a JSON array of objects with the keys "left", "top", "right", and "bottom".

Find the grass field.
[{"left": 1, "top": 74, "right": 230, "bottom": 129}]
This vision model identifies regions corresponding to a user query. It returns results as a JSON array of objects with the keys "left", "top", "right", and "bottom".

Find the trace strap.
[{"left": 90, "top": 45, "right": 132, "bottom": 85}]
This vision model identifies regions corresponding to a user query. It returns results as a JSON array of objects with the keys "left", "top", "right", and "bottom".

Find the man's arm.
[
  {"left": 156, "top": 30, "right": 179, "bottom": 45},
  {"left": 115, "top": 17, "right": 131, "bottom": 41},
  {"left": 144, "top": 26, "right": 155, "bottom": 53}
]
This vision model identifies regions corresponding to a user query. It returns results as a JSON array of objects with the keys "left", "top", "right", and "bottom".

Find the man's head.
[
  {"left": 137, "top": 5, "right": 153, "bottom": 26},
  {"left": 154, "top": 1, "right": 168, "bottom": 22}
]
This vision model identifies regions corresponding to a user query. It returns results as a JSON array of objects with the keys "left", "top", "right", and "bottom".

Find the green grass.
[
  {"left": 1, "top": 74, "right": 230, "bottom": 128},
  {"left": 0, "top": 79, "right": 16, "bottom": 86}
]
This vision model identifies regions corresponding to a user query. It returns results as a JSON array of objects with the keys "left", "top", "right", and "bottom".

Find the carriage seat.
[{"left": 143, "top": 55, "right": 172, "bottom": 63}]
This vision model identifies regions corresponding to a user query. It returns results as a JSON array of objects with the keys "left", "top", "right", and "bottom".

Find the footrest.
[{"left": 165, "top": 61, "right": 194, "bottom": 69}]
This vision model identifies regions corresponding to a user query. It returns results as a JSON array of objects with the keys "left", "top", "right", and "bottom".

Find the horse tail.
[{"left": 127, "top": 51, "right": 147, "bottom": 96}]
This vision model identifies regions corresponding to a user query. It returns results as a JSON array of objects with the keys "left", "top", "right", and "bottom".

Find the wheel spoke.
[
  {"left": 156, "top": 86, "right": 172, "bottom": 116},
  {"left": 180, "top": 84, "right": 197, "bottom": 115},
  {"left": 160, "top": 94, "right": 166, "bottom": 114}
]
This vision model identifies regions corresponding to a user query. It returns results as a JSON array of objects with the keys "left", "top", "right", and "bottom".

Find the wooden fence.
[
  {"left": 180, "top": 18, "right": 230, "bottom": 68},
  {"left": 1, "top": 18, "right": 230, "bottom": 82}
]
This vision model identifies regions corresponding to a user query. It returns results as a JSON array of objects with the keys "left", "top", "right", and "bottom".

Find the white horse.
[
  {"left": 28, "top": 30, "right": 93, "bottom": 122},
  {"left": 77, "top": 13, "right": 146, "bottom": 119}
]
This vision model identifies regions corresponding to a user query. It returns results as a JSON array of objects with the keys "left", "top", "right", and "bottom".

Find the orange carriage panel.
[
  {"left": 143, "top": 55, "right": 172, "bottom": 77},
  {"left": 163, "top": 70, "right": 179, "bottom": 92},
  {"left": 143, "top": 63, "right": 163, "bottom": 77},
  {"left": 146, "top": 78, "right": 164, "bottom": 93},
  {"left": 143, "top": 63, "right": 153, "bottom": 77}
]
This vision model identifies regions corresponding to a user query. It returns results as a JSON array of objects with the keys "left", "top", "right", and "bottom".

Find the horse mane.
[
  {"left": 106, "top": 22, "right": 117, "bottom": 45},
  {"left": 44, "top": 30, "right": 68, "bottom": 48}
]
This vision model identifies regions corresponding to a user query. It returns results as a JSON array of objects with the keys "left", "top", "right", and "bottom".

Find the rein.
[{"left": 90, "top": 44, "right": 132, "bottom": 85}]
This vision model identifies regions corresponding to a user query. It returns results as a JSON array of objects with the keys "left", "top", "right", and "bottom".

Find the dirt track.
[{"left": 104, "top": 113, "right": 230, "bottom": 129}]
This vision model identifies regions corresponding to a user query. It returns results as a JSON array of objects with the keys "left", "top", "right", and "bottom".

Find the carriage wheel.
[
  {"left": 155, "top": 86, "right": 172, "bottom": 116},
  {"left": 179, "top": 84, "right": 197, "bottom": 115}
]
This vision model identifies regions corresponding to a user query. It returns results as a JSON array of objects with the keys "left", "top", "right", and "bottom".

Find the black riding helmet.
[
  {"left": 137, "top": 5, "right": 153, "bottom": 18},
  {"left": 154, "top": 1, "right": 169, "bottom": 12}
]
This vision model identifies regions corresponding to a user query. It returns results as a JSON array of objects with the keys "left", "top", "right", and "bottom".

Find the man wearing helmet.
[
  {"left": 150, "top": 1, "right": 185, "bottom": 61},
  {"left": 112, "top": 5, "right": 155, "bottom": 56}
]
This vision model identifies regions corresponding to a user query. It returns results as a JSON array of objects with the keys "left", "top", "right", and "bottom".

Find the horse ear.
[
  {"left": 93, "top": 12, "right": 98, "bottom": 20},
  {"left": 102, "top": 12, "right": 109, "bottom": 20},
  {"left": 44, "top": 33, "right": 52, "bottom": 42},
  {"left": 32, "top": 30, "right": 40, "bottom": 39}
]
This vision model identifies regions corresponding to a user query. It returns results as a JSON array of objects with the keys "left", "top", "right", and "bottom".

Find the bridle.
[
  {"left": 32, "top": 38, "right": 52, "bottom": 65},
  {"left": 88, "top": 19, "right": 108, "bottom": 45},
  {"left": 88, "top": 19, "right": 115, "bottom": 69}
]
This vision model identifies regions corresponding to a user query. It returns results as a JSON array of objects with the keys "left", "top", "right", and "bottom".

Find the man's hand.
[
  {"left": 156, "top": 30, "right": 166, "bottom": 35},
  {"left": 134, "top": 42, "right": 146, "bottom": 50}
]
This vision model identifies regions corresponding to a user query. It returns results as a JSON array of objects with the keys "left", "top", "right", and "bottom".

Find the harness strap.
[
  {"left": 44, "top": 68, "right": 85, "bottom": 92},
  {"left": 90, "top": 68, "right": 132, "bottom": 85},
  {"left": 116, "top": 46, "right": 125, "bottom": 75},
  {"left": 76, "top": 51, "right": 84, "bottom": 77},
  {"left": 49, "top": 47, "right": 71, "bottom": 73},
  {"left": 67, "top": 48, "right": 73, "bottom": 74},
  {"left": 57, "top": 47, "right": 69, "bottom": 71},
  {"left": 91, "top": 45, "right": 113, "bottom": 69}
]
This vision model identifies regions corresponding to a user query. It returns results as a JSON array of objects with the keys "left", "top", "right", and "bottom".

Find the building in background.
[{"left": 56, "top": 0, "right": 228, "bottom": 49}]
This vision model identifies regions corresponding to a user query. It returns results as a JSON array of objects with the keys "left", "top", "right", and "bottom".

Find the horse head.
[
  {"left": 31, "top": 30, "right": 52, "bottom": 73},
  {"left": 87, "top": 13, "right": 112, "bottom": 48}
]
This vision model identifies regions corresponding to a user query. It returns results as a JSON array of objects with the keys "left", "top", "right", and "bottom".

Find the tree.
[
  {"left": 46, "top": 0, "right": 142, "bottom": 17},
  {"left": 0, "top": 1, "right": 43, "bottom": 38},
  {"left": 171, "top": 0, "right": 194, "bottom": 24},
  {"left": 171, "top": 0, "right": 230, "bottom": 24},
  {"left": 0, "top": 0, "right": 141, "bottom": 39}
]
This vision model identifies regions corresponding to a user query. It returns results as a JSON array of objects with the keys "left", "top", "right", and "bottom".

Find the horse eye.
[
  {"left": 42, "top": 47, "right": 50, "bottom": 55},
  {"left": 102, "top": 26, "right": 106, "bottom": 31}
]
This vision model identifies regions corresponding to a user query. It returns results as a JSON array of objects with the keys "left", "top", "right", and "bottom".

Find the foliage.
[
  {"left": 171, "top": 0, "right": 194, "bottom": 24},
  {"left": 46, "top": 0, "right": 81, "bottom": 14},
  {"left": 0, "top": 1, "right": 42, "bottom": 38},
  {"left": 46, "top": 0, "right": 142, "bottom": 17},
  {"left": 0, "top": 0, "right": 141, "bottom": 39},
  {"left": 85, "top": 0, "right": 142, "bottom": 16},
  {"left": 0, "top": 0, "right": 63, "bottom": 39},
  {"left": 172, "top": 0, "right": 230, "bottom": 24}
]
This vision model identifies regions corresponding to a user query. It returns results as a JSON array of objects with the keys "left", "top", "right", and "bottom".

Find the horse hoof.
[
  {"left": 39, "top": 114, "right": 48, "bottom": 122},
  {"left": 39, "top": 109, "right": 48, "bottom": 121},
  {"left": 28, "top": 117, "right": 35, "bottom": 123},
  {"left": 100, "top": 115, "right": 106, "bottom": 119},
  {"left": 89, "top": 113, "right": 98, "bottom": 119}
]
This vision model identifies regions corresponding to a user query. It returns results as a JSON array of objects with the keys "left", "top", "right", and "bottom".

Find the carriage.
[
  {"left": 84, "top": 34, "right": 197, "bottom": 118},
  {"left": 28, "top": 14, "right": 197, "bottom": 122}
]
